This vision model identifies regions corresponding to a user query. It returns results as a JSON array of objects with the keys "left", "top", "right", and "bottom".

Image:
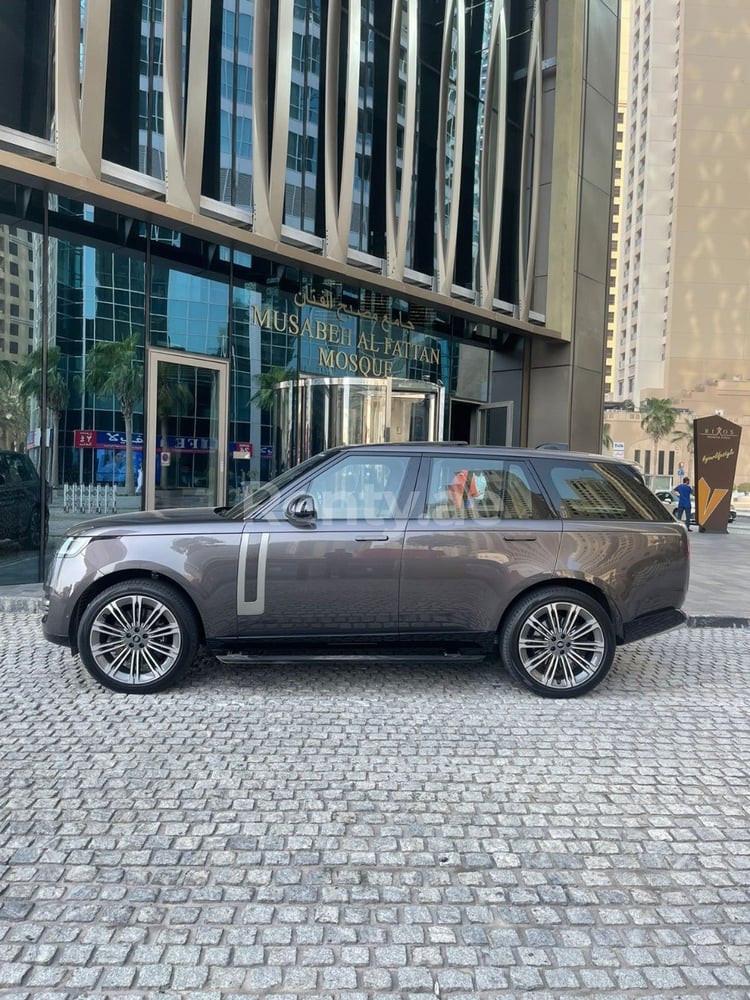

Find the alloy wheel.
[
  {"left": 88, "top": 594, "right": 183, "bottom": 686},
  {"left": 516, "top": 599, "right": 607, "bottom": 690}
]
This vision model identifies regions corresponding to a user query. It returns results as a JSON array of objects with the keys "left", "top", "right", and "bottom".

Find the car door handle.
[
  {"left": 503, "top": 535, "right": 537, "bottom": 542},
  {"left": 355, "top": 535, "right": 390, "bottom": 542}
]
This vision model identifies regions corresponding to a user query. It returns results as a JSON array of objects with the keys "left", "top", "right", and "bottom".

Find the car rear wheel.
[
  {"left": 77, "top": 580, "right": 198, "bottom": 693},
  {"left": 499, "top": 587, "right": 615, "bottom": 698}
]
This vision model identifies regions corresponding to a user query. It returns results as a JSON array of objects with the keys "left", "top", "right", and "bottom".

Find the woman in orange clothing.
[{"left": 446, "top": 469, "right": 479, "bottom": 511}]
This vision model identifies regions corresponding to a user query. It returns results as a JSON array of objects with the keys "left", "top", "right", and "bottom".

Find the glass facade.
[
  {"left": 0, "top": 181, "right": 518, "bottom": 584},
  {"left": 0, "top": 0, "right": 618, "bottom": 586},
  {"left": 0, "top": 0, "right": 54, "bottom": 139}
]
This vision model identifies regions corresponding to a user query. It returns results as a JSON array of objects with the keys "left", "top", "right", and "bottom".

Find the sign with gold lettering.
[
  {"left": 250, "top": 293, "right": 442, "bottom": 380},
  {"left": 693, "top": 415, "right": 742, "bottom": 532}
]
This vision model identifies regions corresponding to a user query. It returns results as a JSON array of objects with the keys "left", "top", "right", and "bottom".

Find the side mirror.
[{"left": 285, "top": 493, "right": 317, "bottom": 526}]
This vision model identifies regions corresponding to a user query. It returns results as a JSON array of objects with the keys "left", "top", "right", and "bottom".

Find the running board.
[{"left": 215, "top": 651, "right": 488, "bottom": 665}]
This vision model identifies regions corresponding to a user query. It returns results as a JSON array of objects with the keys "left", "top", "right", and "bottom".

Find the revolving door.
[{"left": 275, "top": 377, "right": 445, "bottom": 469}]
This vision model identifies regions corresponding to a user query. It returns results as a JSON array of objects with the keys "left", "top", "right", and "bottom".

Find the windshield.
[{"left": 222, "top": 450, "right": 339, "bottom": 519}]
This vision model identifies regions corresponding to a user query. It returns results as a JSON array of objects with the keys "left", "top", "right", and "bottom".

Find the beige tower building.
[{"left": 608, "top": 0, "right": 750, "bottom": 484}]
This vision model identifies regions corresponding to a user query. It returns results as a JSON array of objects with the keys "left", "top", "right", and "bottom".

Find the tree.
[
  {"left": 250, "top": 366, "right": 295, "bottom": 411},
  {"left": 85, "top": 335, "right": 142, "bottom": 495},
  {"left": 640, "top": 397, "right": 678, "bottom": 468},
  {"left": 17, "top": 347, "right": 69, "bottom": 487},
  {"left": 156, "top": 364, "right": 193, "bottom": 489},
  {"left": 671, "top": 416, "right": 694, "bottom": 476},
  {"left": 0, "top": 361, "right": 29, "bottom": 451}
]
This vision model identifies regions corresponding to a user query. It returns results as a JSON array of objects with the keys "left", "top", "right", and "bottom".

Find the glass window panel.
[
  {"left": 0, "top": 0, "right": 54, "bottom": 138},
  {"left": 203, "top": 0, "right": 255, "bottom": 211},
  {"left": 150, "top": 260, "right": 230, "bottom": 358},
  {"left": 308, "top": 455, "right": 411, "bottom": 520},
  {"left": 104, "top": 0, "right": 166, "bottom": 179},
  {"left": 425, "top": 459, "right": 548, "bottom": 521}
]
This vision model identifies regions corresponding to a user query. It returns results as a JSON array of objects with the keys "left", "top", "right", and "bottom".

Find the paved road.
[{"left": 2, "top": 614, "right": 750, "bottom": 997}]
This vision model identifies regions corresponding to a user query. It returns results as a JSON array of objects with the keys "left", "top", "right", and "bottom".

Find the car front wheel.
[
  {"left": 23, "top": 506, "right": 42, "bottom": 549},
  {"left": 77, "top": 580, "right": 199, "bottom": 693},
  {"left": 499, "top": 587, "right": 615, "bottom": 698}
]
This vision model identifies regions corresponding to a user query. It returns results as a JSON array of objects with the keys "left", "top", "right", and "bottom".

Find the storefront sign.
[
  {"left": 75, "top": 430, "right": 227, "bottom": 454},
  {"left": 693, "top": 415, "right": 741, "bottom": 532},
  {"left": 75, "top": 430, "right": 144, "bottom": 449}
]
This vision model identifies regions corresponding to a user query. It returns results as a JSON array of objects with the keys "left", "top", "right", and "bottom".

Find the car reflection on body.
[{"left": 43, "top": 444, "right": 689, "bottom": 699}]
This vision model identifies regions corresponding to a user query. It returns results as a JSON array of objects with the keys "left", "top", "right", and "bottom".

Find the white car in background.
[{"left": 654, "top": 489, "right": 736, "bottom": 524}]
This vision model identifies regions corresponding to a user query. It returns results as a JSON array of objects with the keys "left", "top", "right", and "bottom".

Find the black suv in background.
[
  {"left": 44, "top": 445, "right": 690, "bottom": 698},
  {"left": 0, "top": 450, "right": 45, "bottom": 549}
]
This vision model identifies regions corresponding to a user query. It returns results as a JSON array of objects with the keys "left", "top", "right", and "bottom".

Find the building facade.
[
  {"left": 0, "top": 0, "right": 619, "bottom": 584},
  {"left": 607, "top": 0, "right": 750, "bottom": 484}
]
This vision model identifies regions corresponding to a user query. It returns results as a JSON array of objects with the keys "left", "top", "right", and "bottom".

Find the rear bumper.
[{"left": 621, "top": 607, "right": 687, "bottom": 645}]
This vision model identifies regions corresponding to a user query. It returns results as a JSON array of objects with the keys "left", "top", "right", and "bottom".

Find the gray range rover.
[{"left": 43, "top": 444, "right": 689, "bottom": 698}]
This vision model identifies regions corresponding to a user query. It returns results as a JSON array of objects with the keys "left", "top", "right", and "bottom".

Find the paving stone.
[{"left": 2, "top": 616, "right": 750, "bottom": 995}]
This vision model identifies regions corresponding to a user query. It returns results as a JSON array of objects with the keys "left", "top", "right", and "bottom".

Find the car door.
[
  {"left": 0, "top": 452, "right": 23, "bottom": 543},
  {"left": 236, "top": 451, "right": 419, "bottom": 641},
  {"left": 399, "top": 454, "right": 562, "bottom": 642}
]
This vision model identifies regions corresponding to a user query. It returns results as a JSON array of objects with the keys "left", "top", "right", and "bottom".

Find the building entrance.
[
  {"left": 275, "top": 377, "right": 445, "bottom": 469},
  {"left": 145, "top": 350, "right": 229, "bottom": 509}
]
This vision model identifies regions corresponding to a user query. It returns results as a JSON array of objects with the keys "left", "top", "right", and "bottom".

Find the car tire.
[
  {"left": 23, "top": 506, "right": 42, "bottom": 549},
  {"left": 499, "top": 587, "right": 616, "bottom": 698},
  {"left": 77, "top": 580, "right": 199, "bottom": 693}
]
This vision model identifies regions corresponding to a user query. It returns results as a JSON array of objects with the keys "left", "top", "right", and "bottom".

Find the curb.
[
  {"left": 0, "top": 592, "right": 45, "bottom": 614},
  {"left": 686, "top": 616, "right": 750, "bottom": 629}
]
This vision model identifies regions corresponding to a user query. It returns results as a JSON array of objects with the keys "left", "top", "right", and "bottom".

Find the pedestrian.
[{"left": 672, "top": 476, "right": 694, "bottom": 530}]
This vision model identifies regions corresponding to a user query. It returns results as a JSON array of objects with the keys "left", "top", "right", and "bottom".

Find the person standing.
[{"left": 672, "top": 476, "right": 694, "bottom": 530}]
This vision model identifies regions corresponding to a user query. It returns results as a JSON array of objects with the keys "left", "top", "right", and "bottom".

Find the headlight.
[{"left": 55, "top": 536, "right": 90, "bottom": 559}]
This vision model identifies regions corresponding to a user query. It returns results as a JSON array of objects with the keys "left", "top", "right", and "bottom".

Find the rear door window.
[
  {"left": 534, "top": 459, "right": 672, "bottom": 522},
  {"left": 423, "top": 457, "right": 553, "bottom": 520}
]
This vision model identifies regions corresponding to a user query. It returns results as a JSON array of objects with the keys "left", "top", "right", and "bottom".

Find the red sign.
[{"left": 74, "top": 430, "right": 96, "bottom": 448}]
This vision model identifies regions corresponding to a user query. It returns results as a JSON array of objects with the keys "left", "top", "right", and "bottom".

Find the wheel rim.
[
  {"left": 88, "top": 594, "right": 182, "bottom": 686},
  {"left": 517, "top": 600, "right": 606, "bottom": 690}
]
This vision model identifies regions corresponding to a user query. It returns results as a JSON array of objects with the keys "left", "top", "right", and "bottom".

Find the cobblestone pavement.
[{"left": 2, "top": 614, "right": 750, "bottom": 1000}]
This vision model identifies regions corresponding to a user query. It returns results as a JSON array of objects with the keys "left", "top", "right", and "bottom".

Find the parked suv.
[
  {"left": 0, "top": 449, "right": 46, "bottom": 549},
  {"left": 43, "top": 445, "right": 689, "bottom": 698}
]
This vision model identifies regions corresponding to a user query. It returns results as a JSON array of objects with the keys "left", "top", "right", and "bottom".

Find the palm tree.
[
  {"left": 17, "top": 347, "right": 69, "bottom": 487},
  {"left": 640, "top": 397, "right": 678, "bottom": 471},
  {"left": 0, "top": 361, "right": 28, "bottom": 451},
  {"left": 671, "top": 416, "right": 694, "bottom": 478},
  {"left": 250, "top": 366, "right": 295, "bottom": 411},
  {"left": 156, "top": 364, "right": 193, "bottom": 490},
  {"left": 85, "top": 335, "right": 142, "bottom": 495}
]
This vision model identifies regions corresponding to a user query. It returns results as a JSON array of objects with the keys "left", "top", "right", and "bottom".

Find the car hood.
[{"left": 66, "top": 506, "right": 241, "bottom": 538}]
